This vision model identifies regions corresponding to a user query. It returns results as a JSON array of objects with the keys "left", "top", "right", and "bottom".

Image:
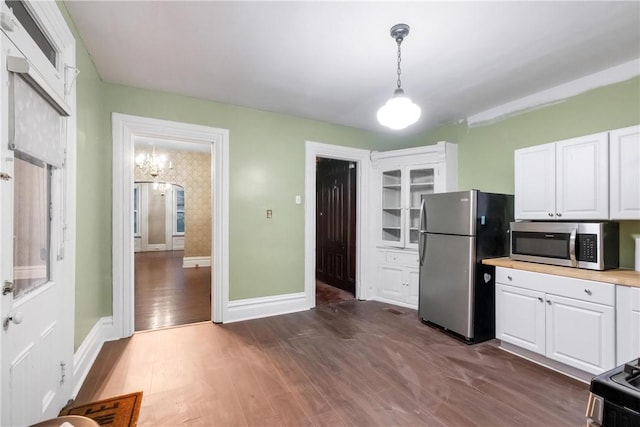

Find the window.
[
  {"left": 5, "top": 1, "right": 56, "bottom": 66},
  {"left": 174, "top": 187, "right": 185, "bottom": 235},
  {"left": 13, "top": 152, "right": 51, "bottom": 298}
]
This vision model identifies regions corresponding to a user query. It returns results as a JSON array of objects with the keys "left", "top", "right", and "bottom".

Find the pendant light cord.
[{"left": 396, "top": 39, "right": 402, "bottom": 89}]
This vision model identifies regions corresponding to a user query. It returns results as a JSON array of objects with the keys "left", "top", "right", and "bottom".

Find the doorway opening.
[
  {"left": 112, "top": 114, "right": 229, "bottom": 339},
  {"left": 133, "top": 139, "right": 212, "bottom": 331},
  {"left": 304, "top": 141, "right": 371, "bottom": 309},
  {"left": 315, "top": 158, "right": 357, "bottom": 305}
]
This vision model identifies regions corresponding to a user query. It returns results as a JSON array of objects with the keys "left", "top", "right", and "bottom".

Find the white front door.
[{"left": 0, "top": 2, "right": 75, "bottom": 423}]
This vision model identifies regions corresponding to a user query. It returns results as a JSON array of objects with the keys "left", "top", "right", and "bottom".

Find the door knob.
[{"left": 3, "top": 311, "right": 23, "bottom": 329}]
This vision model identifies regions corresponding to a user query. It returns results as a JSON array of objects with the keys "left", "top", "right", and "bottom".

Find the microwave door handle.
[{"left": 569, "top": 228, "right": 577, "bottom": 267}]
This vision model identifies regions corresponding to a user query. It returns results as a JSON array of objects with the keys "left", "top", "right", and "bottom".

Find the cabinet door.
[
  {"left": 610, "top": 125, "right": 640, "bottom": 219},
  {"left": 495, "top": 283, "right": 545, "bottom": 355},
  {"left": 378, "top": 264, "right": 404, "bottom": 302},
  {"left": 405, "top": 165, "right": 437, "bottom": 249},
  {"left": 514, "top": 143, "right": 556, "bottom": 220},
  {"left": 546, "top": 294, "right": 615, "bottom": 375},
  {"left": 405, "top": 267, "right": 420, "bottom": 307},
  {"left": 556, "top": 133, "right": 609, "bottom": 220},
  {"left": 381, "top": 169, "right": 404, "bottom": 247},
  {"left": 616, "top": 286, "right": 640, "bottom": 365}
]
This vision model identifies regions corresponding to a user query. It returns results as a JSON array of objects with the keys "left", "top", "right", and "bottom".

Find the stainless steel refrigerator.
[{"left": 418, "top": 190, "right": 513, "bottom": 343}]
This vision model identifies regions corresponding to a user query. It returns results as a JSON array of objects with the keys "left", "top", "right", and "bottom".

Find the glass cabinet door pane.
[{"left": 382, "top": 170, "right": 402, "bottom": 243}]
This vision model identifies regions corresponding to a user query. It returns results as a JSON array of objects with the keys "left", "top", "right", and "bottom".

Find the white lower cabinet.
[
  {"left": 375, "top": 249, "right": 420, "bottom": 309},
  {"left": 616, "top": 285, "right": 640, "bottom": 364},
  {"left": 496, "top": 284, "right": 545, "bottom": 354},
  {"left": 495, "top": 267, "right": 615, "bottom": 375}
]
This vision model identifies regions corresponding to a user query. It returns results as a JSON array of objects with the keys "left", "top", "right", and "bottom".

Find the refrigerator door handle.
[{"left": 419, "top": 199, "right": 427, "bottom": 266}]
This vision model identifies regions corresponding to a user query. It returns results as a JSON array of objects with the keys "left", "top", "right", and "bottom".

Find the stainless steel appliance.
[
  {"left": 586, "top": 358, "right": 640, "bottom": 426},
  {"left": 510, "top": 221, "right": 619, "bottom": 270},
  {"left": 418, "top": 190, "right": 513, "bottom": 344}
]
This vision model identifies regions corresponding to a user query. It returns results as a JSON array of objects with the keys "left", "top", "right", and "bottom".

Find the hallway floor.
[{"left": 135, "top": 250, "right": 211, "bottom": 331}]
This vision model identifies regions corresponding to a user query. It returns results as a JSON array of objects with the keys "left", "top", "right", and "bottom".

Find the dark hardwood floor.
[
  {"left": 135, "top": 250, "right": 211, "bottom": 331},
  {"left": 75, "top": 300, "right": 589, "bottom": 426},
  {"left": 316, "top": 279, "right": 355, "bottom": 305}
]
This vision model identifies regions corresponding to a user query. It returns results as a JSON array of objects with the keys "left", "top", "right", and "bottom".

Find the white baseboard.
[
  {"left": 146, "top": 244, "right": 167, "bottom": 251},
  {"left": 183, "top": 256, "right": 211, "bottom": 268},
  {"left": 498, "top": 341, "right": 592, "bottom": 384},
  {"left": 368, "top": 295, "right": 418, "bottom": 311},
  {"left": 72, "top": 316, "right": 113, "bottom": 398},
  {"left": 225, "top": 292, "right": 309, "bottom": 323}
]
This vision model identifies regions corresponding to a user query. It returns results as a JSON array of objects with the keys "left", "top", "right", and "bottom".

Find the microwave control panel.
[{"left": 577, "top": 234, "right": 597, "bottom": 262}]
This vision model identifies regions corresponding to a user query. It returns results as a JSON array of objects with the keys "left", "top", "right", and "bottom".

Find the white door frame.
[
  {"left": 112, "top": 113, "right": 229, "bottom": 338},
  {"left": 304, "top": 141, "right": 371, "bottom": 306}
]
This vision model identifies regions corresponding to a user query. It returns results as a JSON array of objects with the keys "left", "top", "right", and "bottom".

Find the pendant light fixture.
[{"left": 377, "top": 23, "right": 421, "bottom": 130}]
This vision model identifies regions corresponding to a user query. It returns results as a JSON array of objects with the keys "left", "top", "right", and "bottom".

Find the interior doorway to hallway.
[
  {"left": 112, "top": 113, "right": 229, "bottom": 339},
  {"left": 315, "top": 157, "right": 357, "bottom": 305}
]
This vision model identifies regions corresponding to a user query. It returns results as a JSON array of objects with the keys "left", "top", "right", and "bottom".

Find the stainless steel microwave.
[{"left": 510, "top": 221, "right": 619, "bottom": 270}]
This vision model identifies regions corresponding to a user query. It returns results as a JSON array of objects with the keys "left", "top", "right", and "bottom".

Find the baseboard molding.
[
  {"left": 146, "top": 244, "right": 167, "bottom": 251},
  {"left": 183, "top": 256, "right": 211, "bottom": 268},
  {"left": 368, "top": 295, "right": 418, "bottom": 311},
  {"left": 72, "top": 316, "right": 113, "bottom": 398},
  {"left": 225, "top": 292, "right": 309, "bottom": 323},
  {"left": 498, "top": 341, "right": 593, "bottom": 384}
]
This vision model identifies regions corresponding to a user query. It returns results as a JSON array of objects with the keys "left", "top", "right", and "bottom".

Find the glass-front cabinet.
[{"left": 380, "top": 166, "right": 438, "bottom": 249}]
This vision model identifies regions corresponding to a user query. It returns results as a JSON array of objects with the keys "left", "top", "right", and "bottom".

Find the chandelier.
[
  {"left": 135, "top": 145, "right": 172, "bottom": 181},
  {"left": 377, "top": 23, "right": 421, "bottom": 130}
]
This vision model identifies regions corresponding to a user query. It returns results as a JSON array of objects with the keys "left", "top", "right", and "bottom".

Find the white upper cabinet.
[
  {"left": 515, "top": 132, "right": 609, "bottom": 220},
  {"left": 514, "top": 142, "right": 556, "bottom": 220},
  {"left": 609, "top": 125, "right": 640, "bottom": 220},
  {"left": 555, "top": 133, "right": 609, "bottom": 219}
]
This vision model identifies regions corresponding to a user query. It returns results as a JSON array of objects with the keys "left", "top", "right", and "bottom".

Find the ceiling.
[{"left": 65, "top": 1, "right": 640, "bottom": 136}]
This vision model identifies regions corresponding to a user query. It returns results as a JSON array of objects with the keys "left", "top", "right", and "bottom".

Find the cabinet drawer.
[
  {"left": 496, "top": 267, "right": 614, "bottom": 306},
  {"left": 386, "top": 251, "right": 419, "bottom": 267}
]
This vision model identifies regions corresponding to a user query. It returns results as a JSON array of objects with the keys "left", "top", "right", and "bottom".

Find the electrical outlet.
[{"left": 266, "top": 209, "right": 273, "bottom": 218}]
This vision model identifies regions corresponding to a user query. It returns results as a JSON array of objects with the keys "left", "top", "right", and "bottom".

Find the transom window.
[{"left": 5, "top": 1, "right": 56, "bottom": 66}]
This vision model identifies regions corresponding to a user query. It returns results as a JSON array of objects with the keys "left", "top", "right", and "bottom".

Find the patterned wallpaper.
[{"left": 134, "top": 148, "right": 211, "bottom": 258}]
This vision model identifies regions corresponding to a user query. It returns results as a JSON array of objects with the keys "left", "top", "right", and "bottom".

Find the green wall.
[
  {"left": 102, "top": 85, "right": 403, "bottom": 302},
  {"left": 63, "top": 1, "right": 640, "bottom": 350},
  {"left": 59, "top": 3, "right": 111, "bottom": 350},
  {"left": 409, "top": 77, "right": 640, "bottom": 268}
]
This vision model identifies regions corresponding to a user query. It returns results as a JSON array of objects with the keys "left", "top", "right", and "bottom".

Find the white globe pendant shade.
[{"left": 377, "top": 89, "right": 421, "bottom": 130}]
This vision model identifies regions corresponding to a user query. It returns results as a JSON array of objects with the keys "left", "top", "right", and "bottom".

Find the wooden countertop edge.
[{"left": 482, "top": 257, "right": 640, "bottom": 288}]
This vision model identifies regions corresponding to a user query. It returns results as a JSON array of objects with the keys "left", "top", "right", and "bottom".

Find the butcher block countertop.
[{"left": 482, "top": 257, "right": 640, "bottom": 288}]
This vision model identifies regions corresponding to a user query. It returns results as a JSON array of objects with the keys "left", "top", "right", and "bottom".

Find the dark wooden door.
[{"left": 316, "top": 158, "right": 356, "bottom": 294}]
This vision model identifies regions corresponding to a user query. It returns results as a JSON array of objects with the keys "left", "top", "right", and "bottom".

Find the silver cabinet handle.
[
  {"left": 584, "top": 289, "right": 592, "bottom": 296},
  {"left": 548, "top": 212, "right": 554, "bottom": 217},
  {"left": 537, "top": 297, "right": 544, "bottom": 303},
  {"left": 546, "top": 300, "right": 552, "bottom": 305},
  {"left": 507, "top": 275, "right": 513, "bottom": 281},
  {"left": 556, "top": 212, "right": 562, "bottom": 217}
]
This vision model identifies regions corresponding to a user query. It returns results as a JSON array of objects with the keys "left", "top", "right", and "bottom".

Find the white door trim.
[
  {"left": 304, "top": 141, "right": 371, "bottom": 307},
  {"left": 112, "top": 113, "right": 229, "bottom": 338}
]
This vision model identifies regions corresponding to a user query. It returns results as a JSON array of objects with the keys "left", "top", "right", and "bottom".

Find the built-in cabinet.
[
  {"left": 370, "top": 141, "right": 458, "bottom": 308},
  {"left": 616, "top": 285, "right": 640, "bottom": 365},
  {"left": 514, "top": 132, "right": 609, "bottom": 220},
  {"left": 376, "top": 250, "right": 420, "bottom": 308},
  {"left": 609, "top": 125, "right": 640, "bottom": 220},
  {"left": 495, "top": 267, "right": 615, "bottom": 376}
]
